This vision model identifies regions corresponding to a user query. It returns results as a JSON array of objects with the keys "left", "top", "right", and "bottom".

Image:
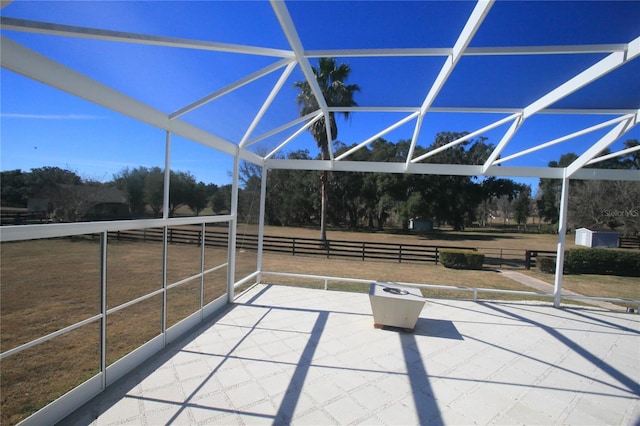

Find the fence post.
[
  {"left": 292, "top": 238, "right": 296, "bottom": 256},
  {"left": 525, "top": 250, "right": 531, "bottom": 270},
  {"left": 435, "top": 247, "right": 439, "bottom": 265},
  {"left": 399, "top": 244, "right": 403, "bottom": 263},
  {"left": 362, "top": 242, "right": 365, "bottom": 261}
]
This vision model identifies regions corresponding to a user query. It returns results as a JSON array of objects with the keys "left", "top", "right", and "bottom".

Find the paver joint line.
[{"left": 58, "top": 284, "right": 639, "bottom": 426}]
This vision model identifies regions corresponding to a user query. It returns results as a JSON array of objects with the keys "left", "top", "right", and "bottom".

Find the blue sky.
[{"left": 1, "top": 1, "right": 639, "bottom": 192}]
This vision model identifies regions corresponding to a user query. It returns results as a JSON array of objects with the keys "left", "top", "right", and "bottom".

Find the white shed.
[{"left": 575, "top": 228, "right": 619, "bottom": 248}]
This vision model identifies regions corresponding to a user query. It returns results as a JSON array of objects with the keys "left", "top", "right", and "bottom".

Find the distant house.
[
  {"left": 85, "top": 187, "right": 131, "bottom": 220},
  {"left": 28, "top": 186, "right": 131, "bottom": 221},
  {"left": 575, "top": 228, "right": 619, "bottom": 248}
]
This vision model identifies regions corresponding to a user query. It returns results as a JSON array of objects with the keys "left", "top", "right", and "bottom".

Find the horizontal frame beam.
[
  {"left": 0, "top": 215, "right": 233, "bottom": 242},
  {"left": 1, "top": 17, "right": 294, "bottom": 58},
  {"left": 265, "top": 159, "right": 640, "bottom": 181}
]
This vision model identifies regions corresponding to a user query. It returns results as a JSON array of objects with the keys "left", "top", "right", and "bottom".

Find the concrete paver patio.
[{"left": 61, "top": 284, "right": 640, "bottom": 425}]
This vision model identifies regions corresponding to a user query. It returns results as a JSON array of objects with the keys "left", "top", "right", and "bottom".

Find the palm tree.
[{"left": 294, "top": 57, "right": 360, "bottom": 242}]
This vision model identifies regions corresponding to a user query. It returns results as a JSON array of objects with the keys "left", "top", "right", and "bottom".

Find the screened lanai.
[{"left": 1, "top": 1, "right": 639, "bottom": 425}]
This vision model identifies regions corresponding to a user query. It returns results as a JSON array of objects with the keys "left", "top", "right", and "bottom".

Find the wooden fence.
[
  {"left": 108, "top": 228, "right": 475, "bottom": 265},
  {"left": 104, "top": 228, "right": 640, "bottom": 268},
  {"left": 104, "top": 228, "right": 563, "bottom": 270},
  {"left": 0, "top": 211, "right": 48, "bottom": 225},
  {"left": 524, "top": 250, "right": 557, "bottom": 270},
  {"left": 620, "top": 237, "right": 640, "bottom": 249},
  {"left": 69, "top": 227, "right": 640, "bottom": 269}
]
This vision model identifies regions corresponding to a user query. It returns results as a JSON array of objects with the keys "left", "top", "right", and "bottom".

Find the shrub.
[
  {"left": 440, "top": 249, "right": 484, "bottom": 269},
  {"left": 537, "top": 256, "right": 556, "bottom": 273},
  {"left": 539, "top": 224, "right": 557, "bottom": 234},
  {"left": 564, "top": 248, "right": 640, "bottom": 277}
]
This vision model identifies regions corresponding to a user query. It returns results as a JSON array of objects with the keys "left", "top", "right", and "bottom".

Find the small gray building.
[
  {"left": 575, "top": 228, "right": 619, "bottom": 248},
  {"left": 409, "top": 218, "right": 433, "bottom": 231}
]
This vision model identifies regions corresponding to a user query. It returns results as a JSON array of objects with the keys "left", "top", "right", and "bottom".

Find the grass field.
[{"left": 0, "top": 225, "right": 637, "bottom": 425}]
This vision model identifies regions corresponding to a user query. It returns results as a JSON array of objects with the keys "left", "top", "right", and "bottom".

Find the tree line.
[
  {"left": 1, "top": 136, "right": 637, "bottom": 236},
  {"left": 0, "top": 166, "right": 227, "bottom": 221},
  {"left": 253, "top": 133, "right": 532, "bottom": 232},
  {"left": 252, "top": 136, "right": 638, "bottom": 237}
]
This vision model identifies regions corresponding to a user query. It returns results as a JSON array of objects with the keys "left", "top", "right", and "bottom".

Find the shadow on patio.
[{"left": 61, "top": 284, "right": 640, "bottom": 425}]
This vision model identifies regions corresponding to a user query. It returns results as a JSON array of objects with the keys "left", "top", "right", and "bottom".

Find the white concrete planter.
[{"left": 369, "top": 282, "right": 425, "bottom": 332}]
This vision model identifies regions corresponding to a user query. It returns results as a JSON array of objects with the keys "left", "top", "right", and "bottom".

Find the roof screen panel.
[
  {"left": 2, "top": 30, "right": 282, "bottom": 114},
  {"left": 331, "top": 56, "right": 447, "bottom": 107},
  {"left": 287, "top": 1, "right": 476, "bottom": 50},
  {"left": 473, "top": 1, "right": 640, "bottom": 47},
  {"left": 550, "top": 58, "right": 640, "bottom": 110},
  {"left": 433, "top": 53, "right": 609, "bottom": 109},
  {"left": 2, "top": 1, "right": 289, "bottom": 49}
]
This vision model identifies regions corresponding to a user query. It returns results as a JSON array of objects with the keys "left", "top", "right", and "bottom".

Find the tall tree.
[
  {"left": 0, "top": 169, "right": 28, "bottom": 207},
  {"left": 144, "top": 167, "right": 164, "bottom": 217},
  {"left": 211, "top": 184, "right": 232, "bottom": 214},
  {"left": 113, "top": 166, "right": 149, "bottom": 217},
  {"left": 536, "top": 153, "right": 578, "bottom": 224},
  {"left": 294, "top": 57, "right": 360, "bottom": 242},
  {"left": 512, "top": 185, "right": 532, "bottom": 226},
  {"left": 478, "top": 177, "right": 521, "bottom": 227},
  {"left": 25, "top": 166, "right": 81, "bottom": 198},
  {"left": 168, "top": 171, "right": 198, "bottom": 217},
  {"left": 423, "top": 132, "right": 492, "bottom": 230}
]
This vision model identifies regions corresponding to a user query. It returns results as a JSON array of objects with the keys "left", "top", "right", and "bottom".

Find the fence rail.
[
  {"left": 525, "top": 250, "right": 557, "bottom": 270},
  {"left": 620, "top": 236, "right": 640, "bottom": 249},
  {"left": 480, "top": 248, "right": 528, "bottom": 269},
  {"left": 103, "top": 228, "right": 640, "bottom": 268},
  {"left": 109, "top": 228, "right": 477, "bottom": 264}
]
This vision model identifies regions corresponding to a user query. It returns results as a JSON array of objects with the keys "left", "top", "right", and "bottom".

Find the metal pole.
[
  {"left": 200, "top": 223, "right": 205, "bottom": 319},
  {"left": 163, "top": 131, "right": 171, "bottom": 220},
  {"left": 553, "top": 176, "right": 569, "bottom": 308},
  {"left": 257, "top": 166, "right": 268, "bottom": 284},
  {"left": 162, "top": 226, "right": 168, "bottom": 342},
  {"left": 100, "top": 231, "right": 107, "bottom": 390},
  {"left": 227, "top": 153, "right": 240, "bottom": 303},
  {"left": 162, "top": 131, "right": 171, "bottom": 341}
]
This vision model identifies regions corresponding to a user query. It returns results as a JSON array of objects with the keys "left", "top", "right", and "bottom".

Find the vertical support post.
[
  {"left": 227, "top": 153, "right": 240, "bottom": 303},
  {"left": 100, "top": 231, "right": 107, "bottom": 390},
  {"left": 553, "top": 176, "right": 570, "bottom": 308},
  {"left": 257, "top": 166, "right": 268, "bottom": 284},
  {"left": 163, "top": 131, "right": 171, "bottom": 220},
  {"left": 162, "top": 131, "right": 171, "bottom": 342},
  {"left": 162, "top": 226, "right": 168, "bottom": 342},
  {"left": 200, "top": 223, "right": 205, "bottom": 319}
]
